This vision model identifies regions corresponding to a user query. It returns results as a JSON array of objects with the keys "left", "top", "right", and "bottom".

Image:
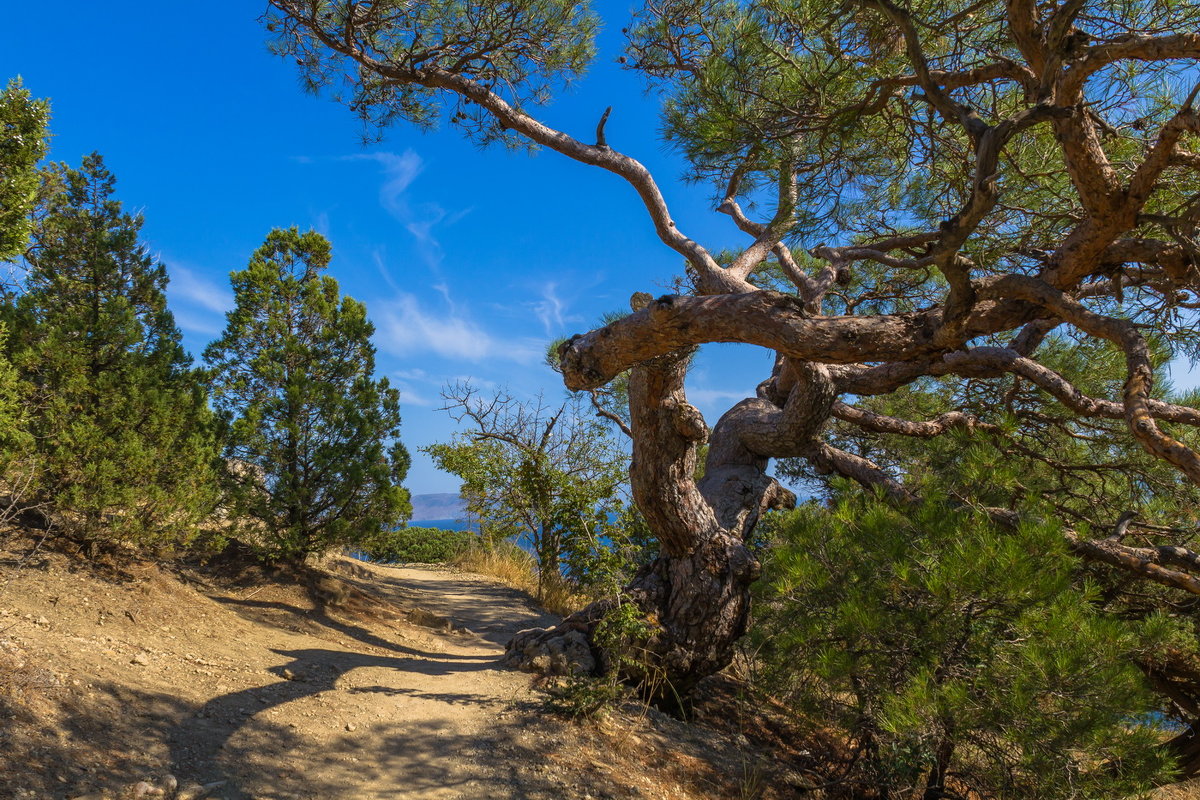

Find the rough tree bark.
[{"left": 504, "top": 346, "right": 771, "bottom": 697}]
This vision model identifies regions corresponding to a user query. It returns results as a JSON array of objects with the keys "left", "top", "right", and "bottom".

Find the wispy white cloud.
[
  {"left": 406, "top": 213, "right": 445, "bottom": 249},
  {"left": 342, "top": 151, "right": 460, "bottom": 272},
  {"left": 171, "top": 307, "right": 225, "bottom": 338},
  {"left": 431, "top": 282, "right": 455, "bottom": 308},
  {"left": 312, "top": 210, "right": 331, "bottom": 237},
  {"left": 515, "top": 276, "right": 589, "bottom": 336},
  {"left": 169, "top": 266, "right": 232, "bottom": 314},
  {"left": 387, "top": 367, "right": 440, "bottom": 407},
  {"left": 531, "top": 283, "right": 567, "bottom": 335},
  {"left": 165, "top": 264, "right": 232, "bottom": 339},
  {"left": 393, "top": 384, "right": 436, "bottom": 407},
  {"left": 343, "top": 151, "right": 423, "bottom": 217},
  {"left": 374, "top": 292, "right": 543, "bottom": 364},
  {"left": 372, "top": 248, "right": 402, "bottom": 293}
]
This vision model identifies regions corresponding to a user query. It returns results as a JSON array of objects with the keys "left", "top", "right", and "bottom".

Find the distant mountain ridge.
[{"left": 410, "top": 492, "right": 466, "bottom": 523}]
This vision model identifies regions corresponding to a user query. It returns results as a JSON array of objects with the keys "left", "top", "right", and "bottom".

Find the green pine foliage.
[
  {"left": 753, "top": 496, "right": 1177, "bottom": 799},
  {"left": 0, "top": 320, "right": 35, "bottom": 523},
  {"left": 563, "top": 501, "right": 657, "bottom": 594},
  {"left": 0, "top": 77, "right": 49, "bottom": 264},
  {"left": 10, "top": 153, "right": 220, "bottom": 546},
  {"left": 266, "top": 0, "right": 599, "bottom": 147},
  {"left": 205, "top": 227, "right": 412, "bottom": 563},
  {"left": 357, "top": 526, "right": 473, "bottom": 564},
  {"left": 0, "top": 77, "right": 45, "bottom": 513},
  {"left": 772, "top": 318, "right": 1200, "bottom": 754},
  {"left": 0, "top": 323, "right": 27, "bottom": 450}
]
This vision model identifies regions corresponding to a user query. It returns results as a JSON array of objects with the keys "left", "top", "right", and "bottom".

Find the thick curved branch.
[
  {"left": 1005, "top": 0, "right": 1046, "bottom": 75},
  {"left": 804, "top": 441, "right": 916, "bottom": 503},
  {"left": 1048, "top": 104, "right": 1122, "bottom": 222},
  {"left": 833, "top": 343, "right": 1200, "bottom": 430},
  {"left": 998, "top": 275, "right": 1200, "bottom": 484},
  {"left": 558, "top": 291, "right": 1041, "bottom": 391},
  {"left": 587, "top": 389, "right": 633, "bottom": 439},
  {"left": 1064, "top": 34, "right": 1200, "bottom": 98},
  {"left": 881, "top": 61, "right": 1035, "bottom": 93},
  {"left": 867, "top": 0, "right": 987, "bottom": 141},
  {"left": 271, "top": 1, "right": 754, "bottom": 295},
  {"left": 833, "top": 402, "right": 979, "bottom": 437},
  {"left": 810, "top": 241, "right": 937, "bottom": 272},
  {"left": 693, "top": 360, "right": 830, "bottom": 537},
  {"left": 717, "top": 164, "right": 821, "bottom": 299},
  {"left": 942, "top": 347, "right": 1200, "bottom": 427},
  {"left": 416, "top": 66, "right": 750, "bottom": 294},
  {"left": 1100, "top": 238, "right": 1196, "bottom": 285},
  {"left": 1172, "top": 150, "right": 1200, "bottom": 172},
  {"left": 1067, "top": 534, "right": 1200, "bottom": 595},
  {"left": 929, "top": 104, "right": 1070, "bottom": 340},
  {"left": 1010, "top": 319, "right": 1059, "bottom": 354},
  {"left": 725, "top": 158, "right": 798, "bottom": 281},
  {"left": 1128, "top": 108, "right": 1200, "bottom": 209},
  {"left": 1044, "top": 107, "right": 1200, "bottom": 288},
  {"left": 808, "top": 437, "right": 1200, "bottom": 595}
]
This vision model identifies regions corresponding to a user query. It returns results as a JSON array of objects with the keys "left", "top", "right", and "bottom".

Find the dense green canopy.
[
  {"left": 205, "top": 227, "right": 411, "bottom": 562},
  {"left": 11, "top": 153, "right": 219, "bottom": 544}
]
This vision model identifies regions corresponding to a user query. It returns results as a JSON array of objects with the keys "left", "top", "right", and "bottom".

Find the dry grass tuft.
[
  {"left": 451, "top": 540, "right": 537, "bottom": 590},
  {"left": 1152, "top": 779, "right": 1200, "bottom": 799},
  {"left": 450, "top": 542, "right": 587, "bottom": 616},
  {"left": 537, "top": 574, "right": 586, "bottom": 617}
]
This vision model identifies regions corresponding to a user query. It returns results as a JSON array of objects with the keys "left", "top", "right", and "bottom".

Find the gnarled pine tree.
[{"left": 266, "top": 0, "right": 1200, "bottom": 705}]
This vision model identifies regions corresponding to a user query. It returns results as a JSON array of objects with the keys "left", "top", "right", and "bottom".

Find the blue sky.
[
  {"left": 1, "top": 1, "right": 771, "bottom": 493},
  {"left": 5, "top": 2, "right": 1196, "bottom": 494}
]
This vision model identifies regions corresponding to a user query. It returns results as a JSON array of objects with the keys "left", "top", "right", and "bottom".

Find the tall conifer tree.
[
  {"left": 205, "top": 227, "right": 411, "bottom": 562},
  {"left": 0, "top": 77, "right": 49, "bottom": 265},
  {"left": 0, "top": 77, "right": 48, "bottom": 515},
  {"left": 13, "top": 153, "right": 219, "bottom": 544}
]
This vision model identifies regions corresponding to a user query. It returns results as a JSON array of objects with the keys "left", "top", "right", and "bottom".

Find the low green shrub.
[
  {"left": 543, "top": 674, "right": 630, "bottom": 720},
  {"left": 751, "top": 497, "right": 1177, "bottom": 799},
  {"left": 358, "top": 526, "right": 473, "bottom": 564}
]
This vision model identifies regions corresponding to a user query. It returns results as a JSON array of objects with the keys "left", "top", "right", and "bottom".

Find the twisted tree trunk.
[
  {"left": 503, "top": 305, "right": 830, "bottom": 698},
  {"left": 503, "top": 351, "right": 757, "bottom": 697}
]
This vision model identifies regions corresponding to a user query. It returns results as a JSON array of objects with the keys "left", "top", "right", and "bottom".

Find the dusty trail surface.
[
  {"left": 2, "top": 547, "right": 781, "bottom": 800},
  {"left": 164, "top": 562, "right": 561, "bottom": 800},
  {"left": 2, "top": 552, "right": 568, "bottom": 799}
]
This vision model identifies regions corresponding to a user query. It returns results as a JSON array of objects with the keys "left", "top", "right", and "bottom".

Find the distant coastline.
[
  {"left": 409, "top": 492, "right": 466, "bottom": 522},
  {"left": 407, "top": 517, "right": 472, "bottom": 532}
]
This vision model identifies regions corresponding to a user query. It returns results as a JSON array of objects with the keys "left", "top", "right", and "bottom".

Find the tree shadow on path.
[
  {"left": 210, "top": 595, "right": 495, "bottom": 660},
  {"left": 166, "top": 645, "right": 502, "bottom": 798},
  {"left": 333, "top": 564, "right": 560, "bottom": 647}
]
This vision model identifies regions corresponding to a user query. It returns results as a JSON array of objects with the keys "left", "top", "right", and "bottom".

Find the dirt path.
[
  {"left": 0, "top": 553, "right": 597, "bottom": 800},
  {"left": 344, "top": 562, "right": 555, "bottom": 646},
  {"left": 2, "top": 548, "right": 792, "bottom": 800},
  {"left": 167, "top": 561, "right": 563, "bottom": 800}
]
